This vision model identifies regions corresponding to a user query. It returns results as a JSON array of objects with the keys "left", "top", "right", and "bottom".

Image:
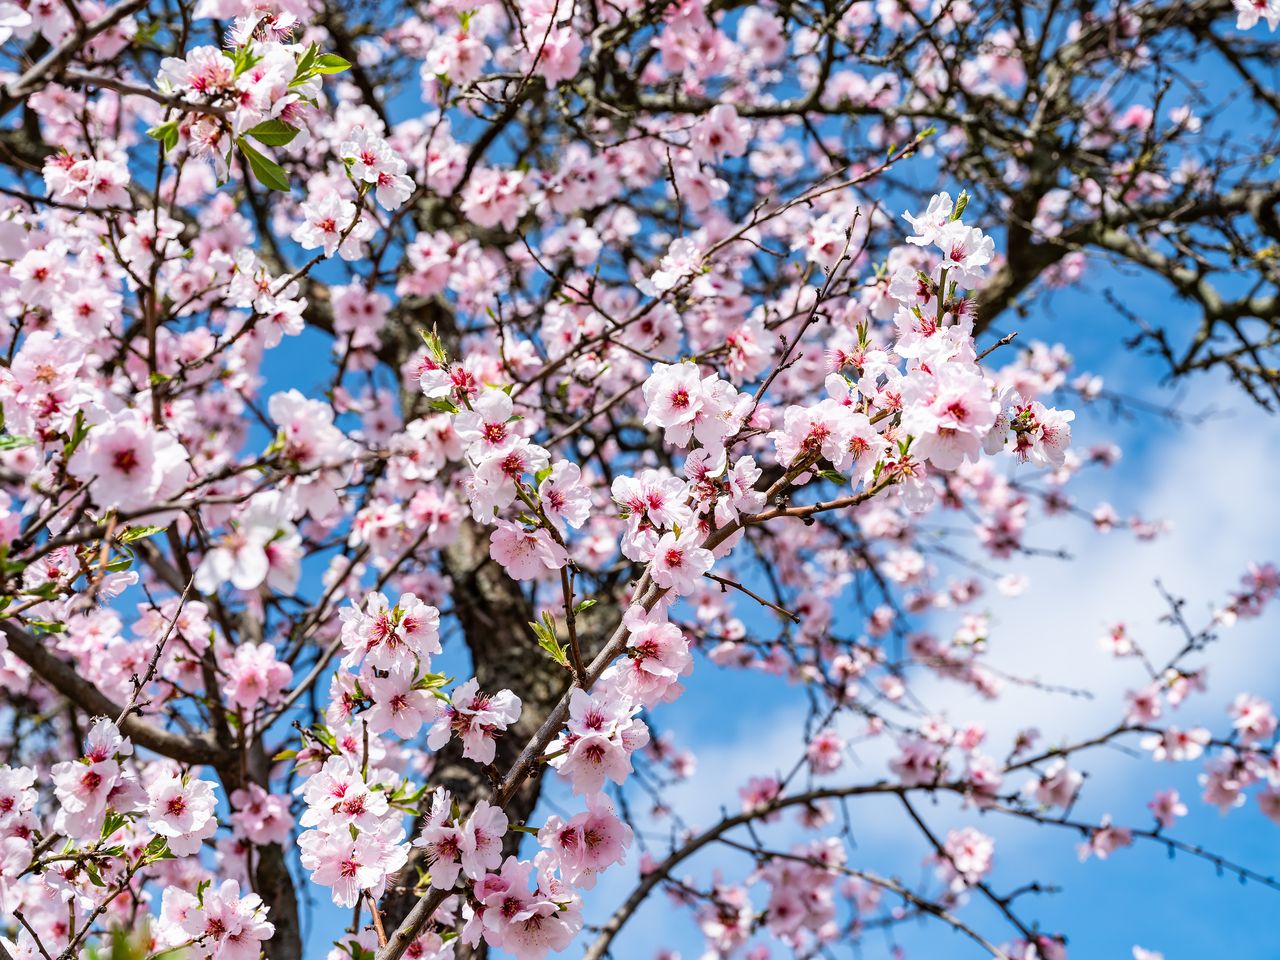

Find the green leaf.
[
  {"left": 313, "top": 53, "right": 352, "bottom": 74},
  {"left": 146, "top": 120, "right": 180, "bottom": 153},
  {"left": 64, "top": 410, "right": 89, "bottom": 458},
  {"left": 237, "top": 139, "right": 290, "bottom": 193},
  {"left": 0, "top": 434, "right": 33, "bottom": 451},
  {"left": 246, "top": 118, "right": 300, "bottom": 147},
  {"left": 85, "top": 861, "right": 106, "bottom": 887},
  {"left": 120, "top": 524, "right": 167, "bottom": 544},
  {"left": 144, "top": 836, "right": 174, "bottom": 861},
  {"left": 272, "top": 748, "right": 298, "bottom": 762},
  {"left": 294, "top": 43, "right": 318, "bottom": 79},
  {"left": 101, "top": 810, "right": 127, "bottom": 838},
  {"left": 530, "top": 617, "right": 568, "bottom": 667},
  {"left": 574, "top": 598, "right": 597, "bottom": 614}
]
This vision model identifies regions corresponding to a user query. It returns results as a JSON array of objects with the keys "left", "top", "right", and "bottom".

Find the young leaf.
[
  {"left": 146, "top": 120, "right": 180, "bottom": 153},
  {"left": 313, "top": 53, "right": 352, "bottom": 74},
  {"left": 237, "top": 139, "right": 291, "bottom": 192},
  {"left": 120, "top": 527, "right": 168, "bottom": 542},
  {"left": 246, "top": 118, "right": 300, "bottom": 147}
]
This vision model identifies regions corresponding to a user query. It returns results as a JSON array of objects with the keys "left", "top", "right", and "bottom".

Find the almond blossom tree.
[{"left": 0, "top": 2, "right": 1275, "bottom": 960}]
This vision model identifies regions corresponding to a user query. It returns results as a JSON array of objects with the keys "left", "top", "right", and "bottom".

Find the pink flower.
[
  {"left": 413, "top": 788, "right": 465, "bottom": 890},
  {"left": 641, "top": 361, "right": 743, "bottom": 449},
  {"left": 476, "top": 857, "right": 582, "bottom": 959},
  {"left": 453, "top": 387, "right": 517, "bottom": 458},
  {"left": 229, "top": 783, "right": 294, "bottom": 846},
  {"left": 1229, "top": 693, "right": 1278, "bottom": 744},
  {"left": 363, "top": 670, "right": 441, "bottom": 739},
  {"left": 489, "top": 520, "right": 569, "bottom": 581},
  {"left": 339, "top": 127, "right": 414, "bottom": 210},
  {"left": 459, "top": 799, "right": 508, "bottom": 880},
  {"left": 1077, "top": 816, "right": 1133, "bottom": 861},
  {"left": 67, "top": 409, "right": 190, "bottom": 513},
  {"left": 637, "top": 238, "right": 702, "bottom": 297},
  {"left": 531, "top": 27, "right": 583, "bottom": 87},
  {"left": 292, "top": 192, "right": 369, "bottom": 260},
  {"left": 1235, "top": 0, "right": 1280, "bottom": 31},
  {"left": 899, "top": 363, "right": 1000, "bottom": 471},
  {"left": 538, "top": 794, "right": 632, "bottom": 889},
  {"left": 340, "top": 591, "right": 443, "bottom": 676},
  {"left": 428, "top": 679, "right": 522, "bottom": 764},
  {"left": 548, "top": 684, "right": 648, "bottom": 796},
  {"left": 146, "top": 773, "right": 219, "bottom": 857},
  {"left": 1147, "top": 789, "right": 1188, "bottom": 829},
  {"left": 936, "top": 826, "right": 994, "bottom": 891},
  {"left": 650, "top": 529, "right": 714, "bottom": 595},
  {"left": 225, "top": 642, "right": 292, "bottom": 711},
  {"left": 538, "top": 461, "right": 591, "bottom": 531},
  {"left": 903, "top": 192, "right": 954, "bottom": 246},
  {"left": 306, "top": 820, "right": 409, "bottom": 908},
  {"left": 690, "top": 104, "right": 748, "bottom": 162},
  {"left": 173, "top": 878, "right": 275, "bottom": 960},
  {"left": 806, "top": 728, "right": 844, "bottom": 774},
  {"left": 1026, "top": 759, "right": 1082, "bottom": 809}
]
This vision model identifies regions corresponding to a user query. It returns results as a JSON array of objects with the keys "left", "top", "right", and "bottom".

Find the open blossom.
[
  {"left": 1141, "top": 726, "right": 1210, "bottom": 762},
  {"left": 475, "top": 856, "right": 583, "bottom": 958},
  {"left": 548, "top": 683, "right": 649, "bottom": 795},
  {"left": 607, "top": 605, "right": 692, "bottom": 706},
  {"left": 66, "top": 409, "right": 190, "bottom": 513},
  {"left": 538, "top": 794, "right": 632, "bottom": 889},
  {"left": 51, "top": 718, "right": 141, "bottom": 840},
  {"left": 146, "top": 773, "right": 219, "bottom": 856},
  {"left": 1147, "top": 789, "right": 1188, "bottom": 829},
  {"left": 164, "top": 879, "right": 275, "bottom": 960},
  {"left": 428, "top": 679, "right": 522, "bottom": 764},
  {"left": 641, "top": 361, "right": 744, "bottom": 450},
  {"left": 454, "top": 388, "right": 518, "bottom": 458},
  {"left": 936, "top": 221, "right": 996, "bottom": 284},
  {"left": 363, "top": 670, "right": 442, "bottom": 738},
  {"left": 903, "top": 192, "right": 954, "bottom": 246},
  {"left": 225, "top": 641, "right": 292, "bottom": 710},
  {"left": 414, "top": 787, "right": 466, "bottom": 890},
  {"left": 1235, "top": 0, "right": 1280, "bottom": 30},
  {"left": 936, "top": 826, "right": 994, "bottom": 890},
  {"left": 340, "top": 127, "right": 414, "bottom": 210},
  {"left": 340, "top": 591, "right": 443, "bottom": 675},
  {"left": 637, "top": 237, "right": 702, "bottom": 297},
  {"left": 303, "top": 818, "right": 409, "bottom": 908},
  {"left": 899, "top": 363, "right": 1000, "bottom": 471},
  {"left": 195, "top": 491, "right": 301, "bottom": 594},
  {"left": 650, "top": 529, "right": 714, "bottom": 595},
  {"left": 539, "top": 461, "right": 591, "bottom": 531},
  {"left": 806, "top": 728, "right": 845, "bottom": 774},
  {"left": 490, "top": 520, "right": 569, "bottom": 580},
  {"left": 230, "top": 783, "right": 294, "bottom": 846},
  {"left": 1027, "top": 759, "right": 1082, "bottom": 809},
  {"left": 1077, "top": 816, "right": 1133, "bottom": 862},
  {"left": 292, "top": 192, "right": 369, "bottom": 259},
  {"left": 1229, "top": 693, "right": 1278, "bottom": 744}
]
